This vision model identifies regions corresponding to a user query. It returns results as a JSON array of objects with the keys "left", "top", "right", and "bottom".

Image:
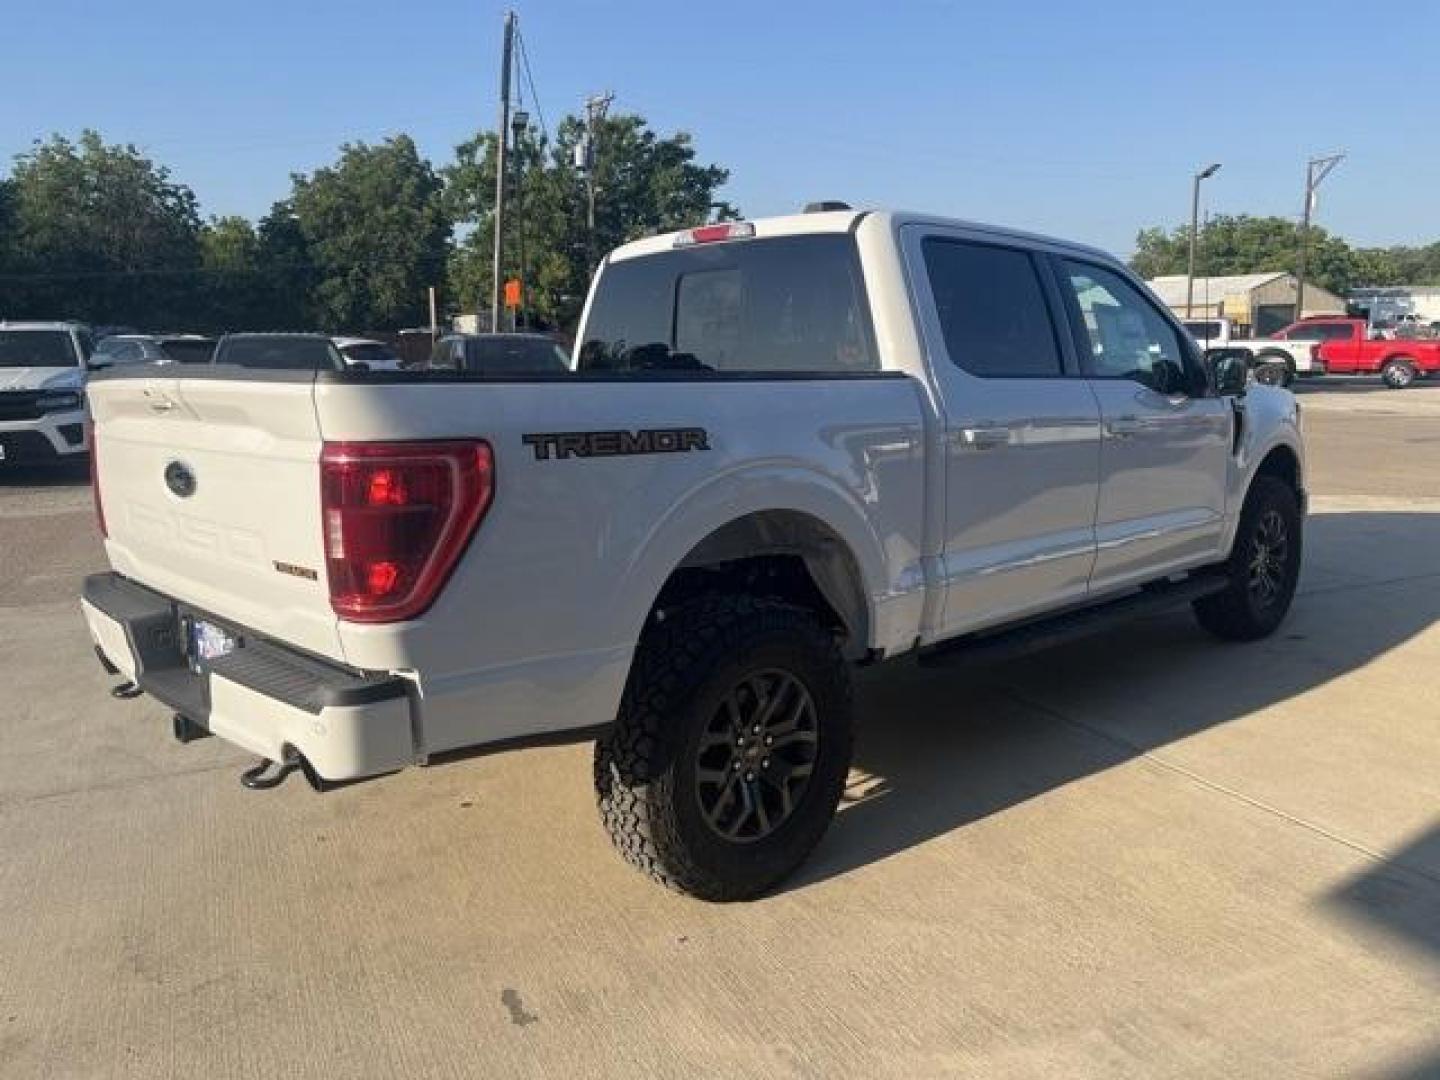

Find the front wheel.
[
  {"left": 1253, "top": 353, "right": 1293, "bottom": 387},
  {"left": 1193, "top": 475, "right": 1302, "bottom": 641},
  {"left": 1381, "top": 357, "right": 1418, "bottom": 389},
  {"left": 595, "top": 595, "right": 853, "bottom": 901}
]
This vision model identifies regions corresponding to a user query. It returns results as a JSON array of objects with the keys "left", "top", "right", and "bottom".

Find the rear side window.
[
  {"left": 1293, "top": 323, "right": 1351, "bottom": 342},
  {"left": 921, "top": 239, "right": 1063, "bottom": 377},
  {"left": 579, "top": 234, "right": 876, "bottom": 374}
]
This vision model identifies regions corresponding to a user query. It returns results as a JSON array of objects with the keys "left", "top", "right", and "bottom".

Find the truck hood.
[{"left": 0, "top": 367, "right": 85, "bottom": 392}]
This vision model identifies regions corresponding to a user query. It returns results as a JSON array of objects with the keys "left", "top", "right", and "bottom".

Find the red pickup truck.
[{"left": 1299, "top": 318, "right": 1440, "bottom": 388}]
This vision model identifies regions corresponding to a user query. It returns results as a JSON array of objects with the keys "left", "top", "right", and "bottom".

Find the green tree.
[
  {"left": 1129, "top": 213, "right": 1440, "bottom": 294},
  {"left": 444, "top": 111, "right": 737, "bottom": 331},
  {"left": 1, "top": 131, "right": 203, "bottom": 325},
  {"left": 250, "top": 201, "right": 318, "bottom": 330},
  {"left": 288, "top": 136, "right": 449, "bottom": 331}
]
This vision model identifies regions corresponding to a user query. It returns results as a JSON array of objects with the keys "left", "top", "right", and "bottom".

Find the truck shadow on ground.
[
  {"left": 1324, "top": 823, "right": 1440, "bottom": 1079},
  {"left": 798, "top": 510, "right": 1440, "bottom": 893}
]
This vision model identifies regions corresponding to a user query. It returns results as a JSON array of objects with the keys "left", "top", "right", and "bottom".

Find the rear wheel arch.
[{"left": 644, "top": 510, "right": 873, "bottom": 660}]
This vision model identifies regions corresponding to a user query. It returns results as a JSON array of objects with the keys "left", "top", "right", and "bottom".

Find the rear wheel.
[
  {"left": 594, "top": 595, "right": 853, "bottom": 901},
  {"left": 1193, "top": 475, "right": 1302, "bottom": 641},
  {"left": 1381, "top": 357, "right": 1418, "bottom": 389}
]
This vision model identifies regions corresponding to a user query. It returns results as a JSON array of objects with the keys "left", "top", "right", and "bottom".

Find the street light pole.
[
  {"left": 1294, "top": 151, "right": 1345, "bottom": 323},
  {"left": 1185, "top": 163, "right": 1221, "bottom": 320}
]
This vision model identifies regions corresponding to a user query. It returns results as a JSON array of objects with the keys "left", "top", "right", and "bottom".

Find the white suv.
[{"left": 0, "top": 321, "right": 94, "bottom": 466}]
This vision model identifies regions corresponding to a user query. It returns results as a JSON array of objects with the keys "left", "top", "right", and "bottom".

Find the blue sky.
[{"left": 5, "top": 0, "right": 1438, "bottom": 256}]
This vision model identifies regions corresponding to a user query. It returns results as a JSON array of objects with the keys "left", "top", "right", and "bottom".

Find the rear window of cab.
[{"left": 578, "top": 234, "right": 877, "bottom": 375}]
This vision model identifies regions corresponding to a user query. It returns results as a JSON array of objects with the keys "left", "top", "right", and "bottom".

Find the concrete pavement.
[{"left": 1, "top": 384, "right": 1437, "bottom": 1079}]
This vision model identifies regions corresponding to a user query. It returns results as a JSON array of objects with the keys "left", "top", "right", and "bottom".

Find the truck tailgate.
[{"left": 88, "top": 372, "right": 343, "bottom": 660}]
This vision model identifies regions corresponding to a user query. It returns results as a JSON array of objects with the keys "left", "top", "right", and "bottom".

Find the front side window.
[
  {"left": 1061, "top": 260, "right": 1191, "bottom": 393},
  {"left": 579, "top": 234, "right": 876, "bottom": 374},
  {"left": 922, "top": 239, "right": 1063, "bottom": 377}
]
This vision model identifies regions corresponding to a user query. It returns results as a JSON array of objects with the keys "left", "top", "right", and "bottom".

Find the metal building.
[
  {"left": 1146, "top": 272, "right": 1346, "bottom": 336},
  {"left": 1346, "top": 286, "right": 1440, "bottom": 329}
]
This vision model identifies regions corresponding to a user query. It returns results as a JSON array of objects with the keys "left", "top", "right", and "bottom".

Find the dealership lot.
[{"left": 1, "top": 384, "right": 1437, "bottom": 1079}]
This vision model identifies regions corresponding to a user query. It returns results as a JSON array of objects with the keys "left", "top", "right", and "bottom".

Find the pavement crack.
[
  {"left": 1001, "top": 686, "right": 1440, "bottom": 890},
  {"left": 0, "top": 760, "right": 241, "bottom": 810}
]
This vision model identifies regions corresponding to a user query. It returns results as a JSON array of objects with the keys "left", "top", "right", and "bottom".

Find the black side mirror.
[{"left": 1207, "top": 348, "right": 1250, "bottom": 396}]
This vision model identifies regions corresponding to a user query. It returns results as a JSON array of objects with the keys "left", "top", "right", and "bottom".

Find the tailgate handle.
[{"left": 144, "top": 391, "right": 177, "bottom": 413}]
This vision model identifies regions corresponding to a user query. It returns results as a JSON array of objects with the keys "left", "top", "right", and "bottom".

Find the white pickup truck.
[
  {"left": 82, "top": 209, "right": 1306, "bottom": 900},
  {"left": 1181, "top": 317, "right": 1324, "bottom": 386}
]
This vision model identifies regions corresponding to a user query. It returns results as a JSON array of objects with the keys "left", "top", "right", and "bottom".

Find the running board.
[{"left": 916, "top": 571, "right": 1228, "bottom": 670}]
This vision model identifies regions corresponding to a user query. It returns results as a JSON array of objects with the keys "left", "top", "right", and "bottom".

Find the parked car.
[
  {"left": 92, "top": 333, "right": 218, "bottom": 367},
  {"left": 1310, "top": 317, "right": 1440, "bottom": 388},
  {"left": 332, "top": 337, "right": 404, "bottom": 371},
  {"left": 81, "top": 207, "right": 1305, "bottom": 900},
  {"left": 0, "top": 321, "right": 93, "bottom": 466},
  {"left": 212, "top": 333, "right": 345, "bottom": 371},
  {"left": 429, "top": 332, "right": 569, "bottom": 374}
]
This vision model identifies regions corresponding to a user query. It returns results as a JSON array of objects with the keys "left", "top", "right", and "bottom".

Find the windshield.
[
  {"left": 466, "top": 337, "right": 568, "bottom": 373},
  {"left": 216, "top": 336, "right": 343, "bottom": 370},
  {"left": 158, "top": 339, "right": 217, "bottom": 364},
  {"left": 0, "top": 330, "right": 79, "bottom": 369},
  {"left": 342, "top": 342, "right": 402, "bottom": 367}
]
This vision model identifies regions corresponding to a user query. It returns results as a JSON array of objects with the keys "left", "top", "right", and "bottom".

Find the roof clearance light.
[{"left": 674, "top": 222, "right": 756, "bottom": 247}]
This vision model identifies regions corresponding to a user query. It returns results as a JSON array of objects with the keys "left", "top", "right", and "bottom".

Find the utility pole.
[
  {"left": 511, "top": 108, "right": 529, "bottom": 331},
  {"left": 1185, "top": 163, "right": 1221, "bottom": 319},
  {"left": 582, "top": 92, "right": 613, "bottom": 270},
  {"left": 489, "top": 10, "right": 515, "bottom": 333},
  {"left": 1294, "top": 151, "right": 1345, "bottom": 322}
]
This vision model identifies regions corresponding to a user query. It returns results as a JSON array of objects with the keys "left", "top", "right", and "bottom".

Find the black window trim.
[
  {"left": 1048, "top": 253, "right": 1209, "bottom": 397},
  {"left": 919, "top": 235, "right": 1072, "bottom": 381}
]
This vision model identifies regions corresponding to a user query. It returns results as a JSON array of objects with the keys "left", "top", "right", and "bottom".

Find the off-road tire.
[
  {"left": 1381, "top": 357, "right": 1418, "bottom": 389},
  {"left": 1193, "top": 475, "right": 1302, "bottom": 641},
  {"left": 594, "top": 595, "right": 853, "bottom": 901}
]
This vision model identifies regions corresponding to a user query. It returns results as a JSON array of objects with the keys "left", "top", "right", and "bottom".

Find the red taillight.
[
  {"left": 320, "top": 440, "right": 494, "bottom": 623},
  {"left": 89, "top": 422, "right": 107, "bottom": 538},
  {"left": 673, "top": 221, "right": 756, "bottom": 247}
]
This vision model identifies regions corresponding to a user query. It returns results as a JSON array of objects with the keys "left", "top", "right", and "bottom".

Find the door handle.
[
  {"left": 957, "top": 426, "right": 1010, "bottom": 450},
  {"left": 1106, "top": 416, "right": 1142, "bottom": 439}
]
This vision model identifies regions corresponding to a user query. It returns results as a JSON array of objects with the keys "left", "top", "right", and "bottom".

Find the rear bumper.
[
  {"left": 81, "top": 572, "right": 415, "bottom": 780},
  {"left": 0, "top": 411, "right": 88, "bottom": 463}
]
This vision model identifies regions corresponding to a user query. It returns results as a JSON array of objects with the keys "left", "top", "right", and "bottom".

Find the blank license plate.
[{"left": 188, "top": 618, "right": 236, "bottom": 664}]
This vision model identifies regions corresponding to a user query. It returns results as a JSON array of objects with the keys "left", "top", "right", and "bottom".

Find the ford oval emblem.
[{"left": 164, "top": 460, "right": 197, "bottom": 499}]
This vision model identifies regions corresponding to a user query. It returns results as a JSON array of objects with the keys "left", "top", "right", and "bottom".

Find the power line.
[{"left": 514, "top": 28, "right": 548, "bottom": 143}]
